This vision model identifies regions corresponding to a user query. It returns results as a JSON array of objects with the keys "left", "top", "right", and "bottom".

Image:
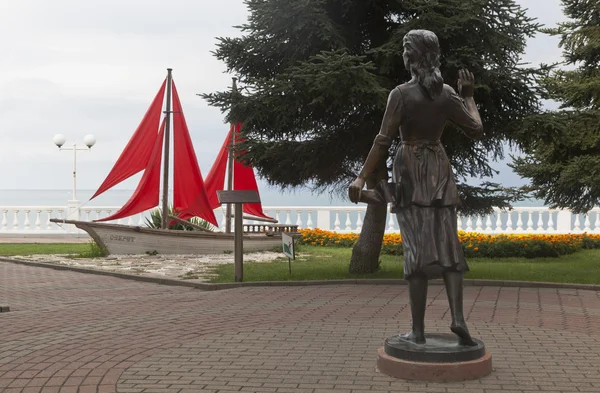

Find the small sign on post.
[
  {"left": 217, "top": 190, "right": 262, "bottom": 283},
  {"left": 282, "top": 232, "right": 295, "bottom": 275}
]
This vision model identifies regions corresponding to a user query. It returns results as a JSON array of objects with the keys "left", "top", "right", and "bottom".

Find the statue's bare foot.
[
  {"left": 451, "top": 322, "right": 477, "bottom": 346},
  {"left": 399, "top": 330, "right": 425, "bottom": 344}
]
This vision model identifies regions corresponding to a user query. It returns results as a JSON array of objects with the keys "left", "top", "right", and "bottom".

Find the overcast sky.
[{"left": 0, "top": 0, "right": 568, "bottom": 204}]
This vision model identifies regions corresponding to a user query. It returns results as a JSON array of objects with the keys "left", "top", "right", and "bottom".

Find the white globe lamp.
[
  {"left": 53, "top": 134, "right": 66, "bottom": 148},
  {"left": 84, "top": 134, "right": 96, "bottom": 148}
]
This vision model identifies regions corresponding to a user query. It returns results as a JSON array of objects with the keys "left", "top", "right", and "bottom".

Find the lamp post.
[{"left": 53, "top": 134, "right": 96, "bottom": 203}]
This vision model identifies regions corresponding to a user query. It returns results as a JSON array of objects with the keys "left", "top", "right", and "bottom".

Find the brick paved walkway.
[{"left": 1, "top": 262, "right": 599, "bottom": 393}]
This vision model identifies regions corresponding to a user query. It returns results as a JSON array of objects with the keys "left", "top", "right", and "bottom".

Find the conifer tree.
[
  {"left": 511, "top": 0, "right": 600, "bottom": 213},
  {"left": 204, "top": 0, "right": 541, "bottom": 273}
]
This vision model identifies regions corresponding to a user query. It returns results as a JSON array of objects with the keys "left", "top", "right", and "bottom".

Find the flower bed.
[{"left": 298, "top": 229, "right": 600, "bottom": 258}]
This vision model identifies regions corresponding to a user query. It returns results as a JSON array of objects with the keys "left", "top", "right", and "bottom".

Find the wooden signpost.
[{"left": 217, "top": 190, "right": 261, "bottom": 282}]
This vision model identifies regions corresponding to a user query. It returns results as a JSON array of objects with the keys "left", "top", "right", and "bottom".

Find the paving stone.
[{"left": 1, "top": 262, "right": 599, "bottom": 393}]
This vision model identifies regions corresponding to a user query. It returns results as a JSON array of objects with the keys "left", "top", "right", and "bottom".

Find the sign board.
[
  {"left": 282, "top": 232, "right": 295, "bottom": 260},
  {"left": 217, "top": 190, "right": 261, "bottom": 204}
]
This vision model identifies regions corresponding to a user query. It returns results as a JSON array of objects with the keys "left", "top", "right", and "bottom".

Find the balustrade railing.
[{"left": 1, "top": 204, "right": 599, "bottom": 236}]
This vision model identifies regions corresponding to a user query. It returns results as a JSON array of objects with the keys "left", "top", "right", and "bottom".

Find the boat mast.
[
  {"left": 225, "top": 77, "right": 237, "bottom": 234},
  {"left": 161, "top": 68, "right": 174, "bottom": 229}
]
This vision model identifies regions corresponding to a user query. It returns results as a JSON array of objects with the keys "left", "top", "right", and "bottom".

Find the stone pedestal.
[{"left": 376, "top": 334, "right": 492, "bottom": 382}]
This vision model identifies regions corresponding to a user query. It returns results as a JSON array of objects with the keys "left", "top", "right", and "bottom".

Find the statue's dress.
[{"left": 388, "top": 82, "right": 482, "bottom": 279}]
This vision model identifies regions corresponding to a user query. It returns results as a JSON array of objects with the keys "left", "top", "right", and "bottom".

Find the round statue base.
[{"left": 376, "top": 334, "right": 492, "bottom": 382}]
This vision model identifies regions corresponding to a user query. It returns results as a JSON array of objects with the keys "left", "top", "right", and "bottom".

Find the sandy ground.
[{"left": 7, "top": 251, "right": 287, "bottom": 282}]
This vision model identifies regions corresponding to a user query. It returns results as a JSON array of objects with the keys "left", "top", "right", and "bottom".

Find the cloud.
[{"left": 0, "top": 0, "right": 571, "bottom": 207}]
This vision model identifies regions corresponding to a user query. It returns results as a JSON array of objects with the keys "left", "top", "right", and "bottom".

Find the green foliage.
[
  {"left": 203, "top": 0, "right": 542, "bottom": 215},
  {"left": 0, "top": 243, "right": 89, "bottom": 256},
  {"left": 511, "top": 0, "right": 600, "bottom": 213},
  {"left": 144, "top": 206, "right": 215, "bottom": 232}
]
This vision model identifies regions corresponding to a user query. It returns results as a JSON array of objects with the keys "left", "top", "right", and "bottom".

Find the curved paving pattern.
[
  {"left": 120, "top": 321, "right": 600, "bottom": 393},
  {"left": 1, "top": 262, "right": 599, "bottom": 393}
]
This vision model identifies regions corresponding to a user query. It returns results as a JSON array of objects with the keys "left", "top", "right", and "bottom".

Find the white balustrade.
[{"left": 1, "top": 205, "right": 599, "bottom": 236}]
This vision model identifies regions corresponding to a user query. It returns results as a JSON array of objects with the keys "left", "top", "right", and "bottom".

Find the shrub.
[
  {"left": 298, "top": 229, "right": 600, "bottom": 258},
  {"left": 145, "top": 206, "right": 215, "bottom": 232}
]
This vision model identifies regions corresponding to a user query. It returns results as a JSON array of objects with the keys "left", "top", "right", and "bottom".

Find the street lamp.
[{"left": 53, "top": 134, "right": 96, "bottom": 202}]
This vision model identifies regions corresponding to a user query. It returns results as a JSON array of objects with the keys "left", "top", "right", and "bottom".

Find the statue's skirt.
[{"left": 392, "top": 140, "right": 469, "bottom": 280}]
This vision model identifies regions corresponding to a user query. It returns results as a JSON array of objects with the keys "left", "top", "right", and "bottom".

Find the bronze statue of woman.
[{"left": 348, "top": 29, "right": 483, "bottom": 346}]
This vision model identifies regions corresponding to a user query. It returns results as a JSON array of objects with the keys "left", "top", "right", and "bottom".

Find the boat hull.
[{"left": 52, "top": 220, "right": 284, "bottom": 255}]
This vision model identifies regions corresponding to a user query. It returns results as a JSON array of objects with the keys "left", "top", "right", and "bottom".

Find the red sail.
[
  {"left": 205, "top": 126, "right": 233, "bottom": 209},
  {"left": 95, "top": 119, "right": 166, "bottom": 222},
  {"left": 176, "top": 127, "right": 230, "bottom": 223},
  {"left": 91, "top": 79, "right": 166, "bottom": 200},
  {"left": 171, "top": 82, "right": 217, "bottom": 226},
  {"left": 231, "top": 123, "right": 273, "bottom": 220}
]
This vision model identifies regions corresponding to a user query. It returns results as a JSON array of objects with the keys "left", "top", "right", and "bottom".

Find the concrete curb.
[{"left": 1, "top": 257, "right": 599, "bottom": 292}]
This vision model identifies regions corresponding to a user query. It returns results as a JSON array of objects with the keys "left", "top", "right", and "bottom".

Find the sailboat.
[{"left": 51, "top": 69, "right": 295, "bottom": 255}]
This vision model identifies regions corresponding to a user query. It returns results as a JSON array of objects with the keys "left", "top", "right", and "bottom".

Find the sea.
[
  {"left": 0, "top": 188, "right": 350, "bottom": 208},
  {"left": 0, "top": 188, "right": 546, "bottom": 208}
]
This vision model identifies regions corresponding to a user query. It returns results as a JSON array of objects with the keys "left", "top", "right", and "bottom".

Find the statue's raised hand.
[{"left": 457, "top": 69, "right": 475, "bottom": 98}]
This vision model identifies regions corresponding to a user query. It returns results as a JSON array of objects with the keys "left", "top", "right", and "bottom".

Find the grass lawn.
[
  {"left": 211, "top": 245, "right": 600, "bottom": 285},
  {"left": 0, "top": 243, "right": 99, "bottom": 258}
]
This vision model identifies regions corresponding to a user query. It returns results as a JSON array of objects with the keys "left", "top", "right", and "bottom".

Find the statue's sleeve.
[
  {"left": 374, "top": 87, "right": 403, "bottom": 148},
  {"left": 447, "top": 87, "right": 483, "bottom": 138}
]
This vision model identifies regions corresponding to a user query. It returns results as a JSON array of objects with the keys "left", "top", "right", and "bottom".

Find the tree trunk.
[
  {"left": 349, "top": 202, "right": 388, "bottom": 273},
  {"left": 349, "top": 163, "right": 389, "bottom": 274}
]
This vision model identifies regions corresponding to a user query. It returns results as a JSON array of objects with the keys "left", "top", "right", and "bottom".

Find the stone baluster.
[
  {"left": 306, "top": 211, "right": 313, "bottom": 229},
  {"left": 574, "top": 214, "right": 582, "bottom": 233},
  {"left": 505, "top": 212, "right": 513, "bottom": 233},
  {"left": 475, "top": 216, "right": 483, "bottom": 232},
  {"left": 483, "top": 215, "right": 493, "bottom": 233},
  {"left": 24, "top": 210, "right": 31, "bottom": 231},
  {"left": 285, "top": 210, "right": 292, "bottom": 226},
  {"left": 465, "top": 217, "right": 473, "bottom": 232},
  {"left": 296, "top": 210, "right": 302, "bottom": 229},
  {"left": 516, "top": 211, "right": 524, "bottom": 233},
  {"left": 356, "top": 211, "right": 363, "bottom": 232},
  {"left": 594, "top": 211, "right": 600, "bottom": 234},
  {"left": 547, "top": 211, "right": 555, "bottom": 233},
  {"left": 46, "top": 209, "right": 53, "bottom": 230},
  {"left": 334, "top": 210, "right": 341, "bottom": 231},
  {"left": 220, "top": 211, "right": 226, "bottom": 230},
  {"left": 345, "top": 211, "right": 352, "bottom": 231},
  {"left": 387, "top": 211, "right": 396, "bottom": 232},
  {"left": 537, "top": 211, "right": 546, "bottom": 233},
  {"left": 35, "top": 210, "right": 42, "bottom": 230},
  {"left": 584, "top": 214, "right": 591, "bottom": 233},
  {"left": 526, "top": 212, "right": 534, "bottom": 232},
  {"left": 495, "top": 211, "right": 503, "bottom": 233},
  {"left": 1, "top": 210, "right": 8, "bottom": 231}
]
